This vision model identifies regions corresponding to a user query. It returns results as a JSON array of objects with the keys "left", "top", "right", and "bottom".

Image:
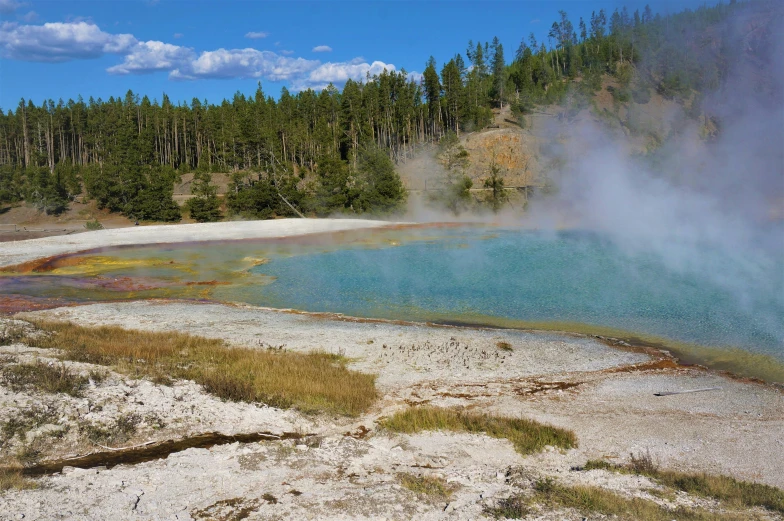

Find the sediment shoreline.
[{"left": 0, "top": 218, "right": 399, "bottom": 269}]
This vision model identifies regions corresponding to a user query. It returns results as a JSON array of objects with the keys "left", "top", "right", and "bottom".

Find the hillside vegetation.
[{"left": 0, "top": 0, "right": 778, "bottom": 222}]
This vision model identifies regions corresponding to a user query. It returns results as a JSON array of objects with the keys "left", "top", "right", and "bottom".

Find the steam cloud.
[
  {"left": 519, "top": 4, "right": 784, "bottom": 345},
  {"left": 401, "top": 3, "right": 783, "bottom": 349}
]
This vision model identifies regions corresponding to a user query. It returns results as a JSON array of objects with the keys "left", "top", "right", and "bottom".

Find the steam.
[
  {"left": 515, "top": 4, "right": 784, "bottom": 346},
  {"left": 528, "top": 9, "right": 782, "bottom": 247},
  {"left": 397, "top": 3, "right": 783, "bottom": 349}
]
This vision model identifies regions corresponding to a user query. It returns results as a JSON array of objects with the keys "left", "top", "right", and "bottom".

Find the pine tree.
[
  {"left": 187, "top": 171, "right": 222, "bottom": 222},
  {"left": 483, "top": 157, "right": 506, "bottom": 213},
  {"left": 422, "top": 57, "right": 442, "bottom": 139},
  {"left": 441, "top": 59, "right": 463, "bottom": 134},
  {"left": 355, "top": 146, "right": 406, "bottom": 213},
  {"left": 491, "top": 37, "right": 506, "bottom": 107}
]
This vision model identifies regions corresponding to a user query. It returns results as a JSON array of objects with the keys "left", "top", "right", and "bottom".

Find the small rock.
[
  {"left": 295, "top": 444, "right": 308, "bottom": 451},
  {"left": 76, "top": 400, "right": 90, "bottom": 415}
]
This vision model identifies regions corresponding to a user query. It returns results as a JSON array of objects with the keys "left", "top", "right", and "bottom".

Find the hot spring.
[{"left": 4, "top": 225, "right": 783, "bottom": 382}]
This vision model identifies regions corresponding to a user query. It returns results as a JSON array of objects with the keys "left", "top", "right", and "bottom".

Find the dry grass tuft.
[
  {"left": 529, "top": 479, "right": 751, "bottom": 521},
  {"left": 1, "top": 361, "right": 88, "bottom": 397},
  {"left": 583, "top": 458, "right": 615, "bottom": 471},
  {"left": 0, "top": 462, "right": 37, "bottom": 491},
  {"left": 0, "top": 323, "right": 27, "bottom": 346},
  {"left": 583, "top": 454, "right": 784, "bottom": 515},
  {"left": 652, "top": 470, "right": 784, "bottom": 514},
  {"left": 261, "top": 493, "right": 278, "bottom": 504},
  {"left": 484, "top": 494, "right": 530, "bottom": 519},
  {"left": 381, "top": 406, "right": 577, "bottom": 455},
  {"left": 192, "top": 497, "right": 258, "bottom": 521},
  {"left": 630, "top": 448, "right": 659, "bottom": 474},
  {"left": 495, "top": 341, "right": 513, "bottom": 352},
  {"left": 1, "top": 404, "right": 59, "bottom": 444},
  {"left": 399, "top": 473, "right": 456, "bottom": 501},
  {"left": 79, "top": 412, "right": 142, "bottom": 444},
  {"left": 23, "top": 320, "right": 377, "bottom": 416}
]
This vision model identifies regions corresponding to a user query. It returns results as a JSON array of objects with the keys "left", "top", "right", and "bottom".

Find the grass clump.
[
  {"left": 583, "top": 458, "right": 616, "bottom": 471},
  {"left": 192, "top": 497, "right": 259, "bottom": 520},
  {"left": 1, "top": 405, "right": 58, "bottom": 444},
  {"left": 484, "top": 495, "right": 530, "bottom": 519},
  {"left": 24, "top": 320, "right": 376, "bottom": 416},
  {"left": 653, "top": 470, "right": 784, "bottom": 514},
  {"left": 381, "top": 406, "right": 577, "bottom": 455},
  {"left": 399, "top": 473, "right": 456, "bottom": 501},
  {"left": 0, "top": 323, "right": 26, "bottom": 346},
  {"left": 0, "top": 463, "right": 37, "bottom": 491},
  {"left": 80, "top": 412, "right": 143, "bottom": 445},
  {"left": 495, "top": 341, "right": 513, "bottom": 352},
  {"left": 629, "top": 448, "right": 659, "bottom": 474},
  {"left": 582, "top": 453, "right": 784, "bottom": 515},
  {"left": 1, "top": 361, "right": 88, "bottom": 397},
  {"left": 530, "top": 479, "right": 749, "bottom": 521}
]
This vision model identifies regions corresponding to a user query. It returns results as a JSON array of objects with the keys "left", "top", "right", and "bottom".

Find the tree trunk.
[{"left": 21, "top": 103, "right": 30, "bottom": 168}]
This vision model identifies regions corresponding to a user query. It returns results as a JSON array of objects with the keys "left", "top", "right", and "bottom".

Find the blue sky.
[{"left": 0, "top": 0, "right": 714, "bottom": 111}]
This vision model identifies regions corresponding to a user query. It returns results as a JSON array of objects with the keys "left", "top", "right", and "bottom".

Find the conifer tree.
[
  {"left": 187, "top": 171, "right": 222, "bottom": 222},
  {"left": 491, "top": 37, "right": 506, "bottom": 107}
]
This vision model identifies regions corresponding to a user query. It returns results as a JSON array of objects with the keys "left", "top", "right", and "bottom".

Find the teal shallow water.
[
  {"left": 3, "top": 225, "right": 783, "bottom": 377},
  {"left": 239, "top": 228, "right": 783, "bottom": 359}
]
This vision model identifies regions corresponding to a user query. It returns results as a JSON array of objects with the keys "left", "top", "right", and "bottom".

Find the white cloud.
[
  {"left": 244, "top": 31, "right": 268, "bottom": 39},
  {"left": 20, "top": 10, "right": 37, "bottom": 22},
  {"left": 0, "top": 21, "right": 136, "bottom": 62},
  {"left": 407, "top": 71, "right": 423, "bottom": 83},
  {"left": 0, "top": 0, "right": 25, "bottom": 15},
  {"left": 107, "top": 40, "right": 194, "bottom": 75},
  {"left": 171, "top": 48, "right": 319, "bottom": 81},
  {"left": 0, "top": 21, "right": 403, "bottom": 92},
  {"left": 293, "top": 58, "right": 395, "bottom": 90},
  {"left": 173, "top": 32, "right": 183, "bottom": 39},
  {"left": 312, "top": 45, "right": 332, "bottom": 53}
]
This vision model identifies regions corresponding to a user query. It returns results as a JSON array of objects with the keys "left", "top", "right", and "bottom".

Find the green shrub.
[{"left": 84, "top": 219, "right": 103, "bottom": 230}]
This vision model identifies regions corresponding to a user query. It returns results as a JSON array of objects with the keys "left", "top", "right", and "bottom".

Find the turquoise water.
[
  {"left": 244, "top": 228, "right": 784, "bottom": 359},
  {"left": 4, "top": 226, "right": 783, "bottom": 376}
]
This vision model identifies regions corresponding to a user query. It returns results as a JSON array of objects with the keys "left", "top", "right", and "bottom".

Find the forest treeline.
[{"left": 0, "top": 1, "right": 752, "bottom": 221}]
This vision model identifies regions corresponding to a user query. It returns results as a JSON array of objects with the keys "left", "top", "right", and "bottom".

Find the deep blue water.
[{"left": 247, "top": 228, "right": 784, "bottom": 359}]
